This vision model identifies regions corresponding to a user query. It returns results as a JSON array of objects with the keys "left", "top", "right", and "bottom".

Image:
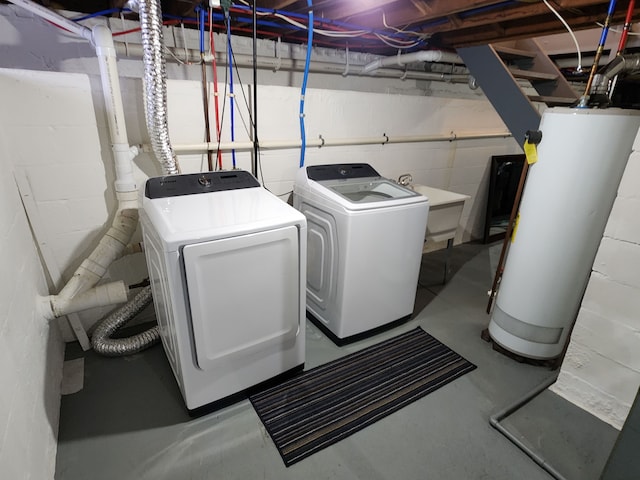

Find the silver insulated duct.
[
  {"left": 127, "top": 0, "right": 179, "bottom": 175},
  {"left": 91, "top": 286, "right": 159, "bottom": 356},
  {"left": 93, "top": 0, "right": 178, "bottom": 356}
]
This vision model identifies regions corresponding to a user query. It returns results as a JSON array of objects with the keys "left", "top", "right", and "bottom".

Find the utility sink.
[{"left": 412, "top": 185, "right": 470, "bottom": 244}]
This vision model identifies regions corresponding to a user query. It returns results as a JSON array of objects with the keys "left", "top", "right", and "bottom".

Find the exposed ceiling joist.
[{"left": 13, "top": 0, "right": 640, "bottom": 54}]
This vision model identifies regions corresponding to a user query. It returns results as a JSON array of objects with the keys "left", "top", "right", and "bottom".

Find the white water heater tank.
[{"left": 489, "top": 107, "right": 640, "bottom": 360}]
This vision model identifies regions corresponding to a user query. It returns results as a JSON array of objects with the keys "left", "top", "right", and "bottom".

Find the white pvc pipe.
[
  {"left": 48, "top": 281, "right": 129, "bottom": 320},
  {"left": 7, "top": 1, "right": 143, "bottom": 329},
  {"left": 168, "top": 131, "right": 511, "bottom": 153},
  {"left": 55, "top": 208, "right": 139, "bottom": 303},
  {"left": 114, "top": 43, "right": 469, "bottom": 83},
  {"left": 7, "top": 0, "right": 92, "bottom": 41},
  {"left": 93, "top": 24, "right": 139, "bottom": 196},
  {"left": 362, "top": 50, "right": 463, "bottom": 75}
]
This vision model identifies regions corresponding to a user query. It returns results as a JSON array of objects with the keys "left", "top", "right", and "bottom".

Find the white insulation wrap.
[{"left": 489, "top": 107, "right": 640, "bottom": 360}]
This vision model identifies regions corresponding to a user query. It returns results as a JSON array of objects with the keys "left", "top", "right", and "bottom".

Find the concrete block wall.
[
  {"left": 0, "top": 67, "right": 147, "bottom": 338},
  {"left": 0, "top": 6, "right": 521, "bottom": 338},
  {"left": 551, "top": 127, "right": 640, "bottom": 430},
  {"left": 168, "top": 82, "right": 520, "bottom": 244},
  {"left": 0, "top": 127, "right": 65, "bottom": 478}
]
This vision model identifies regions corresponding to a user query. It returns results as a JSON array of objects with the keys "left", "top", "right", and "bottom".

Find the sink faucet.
[{"left": 397, "top": 173, "right": 413, "bottom": 187}]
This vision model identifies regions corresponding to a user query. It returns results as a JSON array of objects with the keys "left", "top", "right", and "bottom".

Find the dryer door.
[{"left": 182, "top": 225, "right": 300, "bottom": 371}]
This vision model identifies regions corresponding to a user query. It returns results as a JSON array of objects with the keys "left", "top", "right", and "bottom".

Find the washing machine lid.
[
  {"left": 301, "top": 164, "right": 425, "bottom": 210},
  {"left": 322, "top": 177, "right": 419, "bottom": 204}
]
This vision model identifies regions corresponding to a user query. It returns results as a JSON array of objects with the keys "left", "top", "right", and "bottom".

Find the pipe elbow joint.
[
  {"left": 51, "top": 281, "right": 129, "bottom": 318},
  {"left": 91, "top": 24, "right": 116, "bottom": 57}
]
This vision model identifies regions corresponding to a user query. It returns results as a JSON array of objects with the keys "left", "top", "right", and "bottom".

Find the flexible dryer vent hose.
[
  {"left": 127, "top": 0, "right": 179, "bottom": 175},
  {"left": 92, "top": 0, "right": 178, "bottom": 356},
  {"left": 91, "top": 286, "right": 160, "bottom": 356}
]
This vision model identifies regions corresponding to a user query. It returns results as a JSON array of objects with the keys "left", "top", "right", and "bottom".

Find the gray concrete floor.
[{"left": 55, "top": 242, "right": 619, "bottom": 480}]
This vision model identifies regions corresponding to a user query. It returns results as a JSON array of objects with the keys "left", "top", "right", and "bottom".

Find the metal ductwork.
[
  {"left": 91, "top": 286, "right": 159, "bottom": 356},
  {"left": 127, "top": 0, "right": 179, "bottom": 175},
  {"left": 592, "top": 53, "right": 640, "bottom": 97},
  {"left": 362, "top": 50, "right": 463, "bottom": 75}
]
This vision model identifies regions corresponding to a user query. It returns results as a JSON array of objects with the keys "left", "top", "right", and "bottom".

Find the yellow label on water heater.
[
  {"left": 511, "top": 213, "right": 520, "bottom": 243},
  {"left": 524, "top": 140, "right": 538, "bottom": 165}
]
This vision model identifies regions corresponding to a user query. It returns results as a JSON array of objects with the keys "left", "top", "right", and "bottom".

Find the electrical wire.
[
  {"left": 382, "top": 11, "right": 429, "bottom": 39},
  {"left": 226, "top": 14, "right": 237, "bottom": 169},
  {"left": 197, "top": 6, "right": 214, "bottom": 171},
  {"left": 164, "top": 45, "right": 188, "bottom": 65},
  {"left": 209, "top": 7, "right": 223, "bottom": 170},
  {"left": 232, "top": 0, "right": 425, "bottom": 45},
  {"left": 229, "top": 47, "right": 255, "bottom": 139},
  {"left": 213, "top": 38, "right": 229, "bottom": 171},
  {"left": 62, "top": 1, "right": 427, "bottom": 50},
  {"left": 374, "top": 33, "right": 423, "bottom": 49},
  {"left": 542, "top": 0, "right": 582, "bottom": 72},
  {"left": 106, "top": 11, "right": 425, "bottom": 51},
  {"left": 299, "top": 0, "right": 313, "bottom": 168},
  {"left": 252, "top": 0, "right": 259, "bottom": 177},
  {"left": 598, "top": 22, "right": 640, "bottom": 35},
  {"left": 73, "top": 8, "right": 130, "bottom": 22}
]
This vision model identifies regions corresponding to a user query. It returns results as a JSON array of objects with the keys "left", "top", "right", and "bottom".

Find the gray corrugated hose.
[
  {"left": 127, "top": 0, "right": 179, "bottom": 175},
  {"left": 93, "top": 0, "right": 179, "bottom": 356},
  {"left": 91, "top": 286, "right": 160, "bottom": 356}
]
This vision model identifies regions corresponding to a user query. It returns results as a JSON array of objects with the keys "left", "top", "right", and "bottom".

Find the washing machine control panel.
[
  {"left": 145, "top": 171, "right": 260, "bottom": 199},
  {"left": 307, "top": 163, "right": 381, "bottom": 181}
]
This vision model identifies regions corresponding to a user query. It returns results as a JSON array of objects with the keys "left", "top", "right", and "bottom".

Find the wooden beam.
[
  {"left": 375, "top": 0, "right": 609, "bottom": 26},
  {"left": 261, "top": 0, "right": 300, "bottom": 10},
  {"left": 370, "top": 0, "right": 509, "bottom": 26},
  {"left": 422, "top": 3, "right": 556, "bottom": 35},
  {"left": 318, "top": 0, "right": 401, "bottom": 20},
  {"left": 443, "top": 7, "right": 640, "bottom": 48}
]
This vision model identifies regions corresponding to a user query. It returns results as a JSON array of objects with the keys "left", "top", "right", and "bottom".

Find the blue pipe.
[
  {"left": 299, "top": 1, "right": 313, "bottom": 168},
  {"left": 73, "top": 8, "right": 130, "bottom": 22},
  {"left": 163, "top": 10, "right": 422, "bottom": 45},
  {"left": 227, "top": 17, "right": 237, "bottom": 169},
  {"left": 598, "top": 0, "right": 618, "bottom": 46},
  {"left": 231, "top": 3, "right": 420, "bottom": 40},
  {"left": 197, "top": 6, "right": 205, "bottom": 54},
  {"left": 459, "top": 1, "right": 517, "bottom": 19}
]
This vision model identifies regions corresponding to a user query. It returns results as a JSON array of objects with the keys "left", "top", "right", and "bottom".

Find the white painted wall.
[
  {"left": 0, "top": 109, "right": 65, "bottom": 478},
  {"left": 0, "top": 5, "right": 520, "bottom": 339},
  {"left": 167, "top": 80, "right": 519, "bottom": 243},
  {"left": 552, "top": 128, "right": 640, "bottom": 430},
  {"left": 1, "top": 2, "right": 639, "bottom": 473}
]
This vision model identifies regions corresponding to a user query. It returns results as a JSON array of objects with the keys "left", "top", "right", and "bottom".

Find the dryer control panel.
[{"left": 145, "top": 170, "right": 260, "bottom": 199}]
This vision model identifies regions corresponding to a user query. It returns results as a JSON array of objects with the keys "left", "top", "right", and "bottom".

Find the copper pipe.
[
  {"left": 200, "top": 58, "right": 214, "bottom": 171},
  {"left": 486, "top": 159, "right": 530, "bottom": 314}
]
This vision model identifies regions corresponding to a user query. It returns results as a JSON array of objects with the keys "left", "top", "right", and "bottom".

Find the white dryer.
[
  {"left": 294, "top": 163, "right": 429, "bottom": 344},
  {"left": 140, "top": 171, "right": 306, "bottom": 412}
]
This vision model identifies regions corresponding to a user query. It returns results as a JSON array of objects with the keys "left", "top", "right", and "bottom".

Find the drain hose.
[{"left": 91, "top": 286, "right": 160, "bottom": 356}]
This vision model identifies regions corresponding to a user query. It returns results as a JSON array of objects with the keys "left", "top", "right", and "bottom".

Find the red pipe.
[
  {"left": 209, "top": 9, "right": 223, "bottom": 170},
  {"left": 617, "top": 0, "right": 636, "bottom": 54}
]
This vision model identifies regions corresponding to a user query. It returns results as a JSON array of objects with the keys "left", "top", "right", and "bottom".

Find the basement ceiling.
[{"left": 28, "top": 0, "right": 640, "bottom": 53}]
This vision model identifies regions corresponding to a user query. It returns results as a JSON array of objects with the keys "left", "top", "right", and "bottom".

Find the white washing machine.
[
  {"left": 140, "top": 170, "right": 306, "bottom": 412},
  {"left": 293, "top": 163, "right": 429, "bottom": 344}
]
